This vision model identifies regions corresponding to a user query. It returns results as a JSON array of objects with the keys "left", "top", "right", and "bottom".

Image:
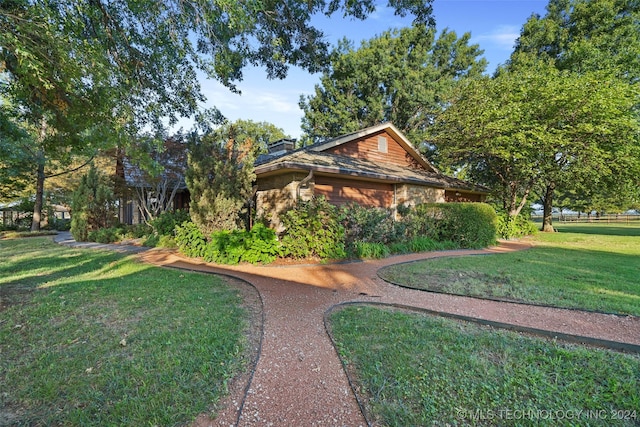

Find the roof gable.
[{"left": 310, "top": 123, "right": 438, "bottom": 173}]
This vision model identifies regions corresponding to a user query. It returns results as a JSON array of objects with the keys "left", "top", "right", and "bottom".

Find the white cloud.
[{"left": 476, "top": 25, "right": 521, "bottom": 51}]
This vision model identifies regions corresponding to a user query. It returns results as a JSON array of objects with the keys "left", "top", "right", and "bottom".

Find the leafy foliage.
[
  {"left": 87, "top": 227, "right": 121, "bottom": 244},
  {"left": 416, "top": 203, "right": 498, "bottom": 248},
  {"left": 279, "top": 197, "right": 347, "bottom": 260},
  {"left": 175, "top": 221, "right": 208, "bottom": 258},
  {"left": 514, "top": 0, "right": 640, "bottom": 82},
  {"left": 435, "top": 59, "right": 640, "bottom": 231},
  {"left": 215, "top": 119, "right": 289, "bottom": 156},
  {"left": 70, "top": 167, "right": 117, "bottom": 242},
  {"left": 299, "top": 24, "right": 486, "bottom": 151},
  {"left": 496, "top": 212, "right": 538, "bottom": 239},
  {"left": 149, "top": 210, "right": 190, "bottom": 237},
  {"left": 204, "top": 224, "right": 281, "bottom": 265},
  {"left": 340, "top": 203, "right": 401, "bottom": 246},
  {"left": 175, "top": 221, "right": 281, "bottom": 265}
]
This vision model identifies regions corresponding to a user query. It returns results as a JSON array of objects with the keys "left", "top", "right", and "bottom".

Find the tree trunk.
[
  {"left": 541, "top": 183, "right": 556, "bottom": 232},
  {"left": 31, "top": 158, "right": 45, "bottom": 232}
]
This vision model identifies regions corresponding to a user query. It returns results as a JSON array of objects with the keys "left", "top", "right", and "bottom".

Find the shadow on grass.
[
  {"left": 0, "top": 242, "right": 128, "bottom": 309},
  {"left": 0, "top": 237, "right": 250, "bottom": 426}
]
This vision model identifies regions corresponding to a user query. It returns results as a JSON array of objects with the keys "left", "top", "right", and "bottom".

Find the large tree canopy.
[
  {"left": 434, "top": 58, "right": 640, "bottom": 231},
  {"left": 299, "top": 24, "right": 486, "bottom": 148},
  {"left": 514, "top": 0, "right": 640, "bottom": 82},
  {"left": 0, "top": 0, "right": 435, "bottom": 229},
  {"left": 509, "top": 0, "right": 640, "bottom": 228}
]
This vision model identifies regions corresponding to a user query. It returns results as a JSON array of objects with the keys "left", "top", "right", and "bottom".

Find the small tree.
[
  {"left": 71, "top": 166, "right": 117, "bottom": 241},
  {"left": 127, "top": 137, "right": 188, "bottom": 224},
  {"left": 186, "top": 127, "right": 256, "bottom": 235}
]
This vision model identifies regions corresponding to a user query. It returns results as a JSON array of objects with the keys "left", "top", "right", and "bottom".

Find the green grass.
[
  {"left": 0, "top": 237, "right": 248, "bottom": 426},
  {"left": 379, "top": 223, "right": 640, "bottom": 316},
  {"left": 330, "top": 305, "right": 640, "bottom": 427}
]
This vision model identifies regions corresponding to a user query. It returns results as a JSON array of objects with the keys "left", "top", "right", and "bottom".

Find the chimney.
[{"left": 267, "top": 138, "right": 296, "bottom": 156}]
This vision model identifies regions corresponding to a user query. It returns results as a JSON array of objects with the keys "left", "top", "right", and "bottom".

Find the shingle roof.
[
  {"left": 255, "top": 123, "right": 488, "bottom": 194},
  {"left": 255, "top": 150, "right": 487, "bottom": 193}
]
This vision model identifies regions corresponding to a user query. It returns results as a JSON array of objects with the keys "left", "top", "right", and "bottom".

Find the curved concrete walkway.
[{"left": 54, "top": 233, "right": 640, "bottom": 426}]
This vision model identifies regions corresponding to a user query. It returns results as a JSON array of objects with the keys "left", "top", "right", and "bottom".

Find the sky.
[{"left": 182, "top": 0, "right": 550, "bottom": 139}]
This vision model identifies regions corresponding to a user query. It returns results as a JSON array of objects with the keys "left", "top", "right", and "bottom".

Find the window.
[{"left": 378, "top": 136, "right": 388, "bottom": 153}]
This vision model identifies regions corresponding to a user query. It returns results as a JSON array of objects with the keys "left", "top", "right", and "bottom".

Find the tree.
[
  {"left": 1, "top": 0, "right": 435, "bottom": 230},
  {"left": 215, "top": 119, "right": 289, "bottom": 156},
  {"left": 434, "top": 58, "right": 640, "bottom": 231},
  {"left": 299, "top": 24, "right": 486, "bottom": 149},
  {"left": 127, "top": 136, "right": 189, "bottom": 224},
  {"left": 509, "top": 0, "right": 640, "bottom": 229},
  {"left": 186, "top": 128, "right": 256, "bottom": 234},
  {"left": 514, "top": 0, "right": 640, "bottom": 82},
  {"left": 70, "top": 166, "right": 117, "bottom": 241},
  {"left": 0, "top": 107, "right": 32, "bottom": 200}
]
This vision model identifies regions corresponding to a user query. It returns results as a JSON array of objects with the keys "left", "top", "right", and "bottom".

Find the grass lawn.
[
  {"left": 378, "top": 223, "right": 640, "bottom": 316},
  {"left": 329, "top": 305, "right": 640, "bottom": 427},
  {"left": 0, "top": 237, "right": 250, "bottom": 426}
]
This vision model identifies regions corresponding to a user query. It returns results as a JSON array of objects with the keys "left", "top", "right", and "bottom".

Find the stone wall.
[
  {"left": 395, "top": 184, "right": 445, "bottom": 208},
  {"left": 255, "top": 172, "right": 313, "bottom": 230}
]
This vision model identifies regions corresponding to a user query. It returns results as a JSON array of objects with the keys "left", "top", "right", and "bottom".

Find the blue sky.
[{"left": 188, "top": 0, "right": 549, "bottom": 139}]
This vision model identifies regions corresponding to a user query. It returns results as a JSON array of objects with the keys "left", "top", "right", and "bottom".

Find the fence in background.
[{"left": 531, "top": 214, "right": 640, "bottom": 223}]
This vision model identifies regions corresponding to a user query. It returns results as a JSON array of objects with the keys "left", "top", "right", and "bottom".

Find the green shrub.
[
  {"left": 280, "top": 197, "right": 346, "bottom": 260},
  {"left": 50, "top": 218, "right": 71, "bottom": 231},
  {"left": 417, "top": 203, "right": 497, "bottom": 249},
  {"left": 143, "top": 234, "right": 160, "bottom": 247},
  {"left": 204, "top": 230, "right": 246, "bottom": 264},
  {"left": 398, "top": 205, "right": 438, "bottom": 239},
  {"left": 157, "top": 235, "right": 177, "bottom": 248},
  {"left": 175, "top": 221, "right": 208, "bottom": 258},
  {"left": 150, "top": 210, "right": 190, "bottom": 236},
  {"left": 496, "top": 213, "right": 538, "bottom": 239},
  {"left": 176, "top": 222, "right": 280, "bottom": 265},
  {"left": 87, "top": 227, "right": 121, "bottom": 244},
  {"left": 340, "top": 204, "right": 400, "bottom": 245},
  {"left": 71, "top": 166, "right": 117, "bottom": 242},
  {"left": 241, "top": 223, "right": 282, "bottom": 264},
  {"left": 122, "top": 223, "right": 154, "bottom": 239}
]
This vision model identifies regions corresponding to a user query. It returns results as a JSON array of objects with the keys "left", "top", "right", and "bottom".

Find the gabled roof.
[
  {"left": 309, "top": 122, "right": 438, "bottom": 173},
  {"left": 255, "top": 123, "right": 488, "bottom": 194}
]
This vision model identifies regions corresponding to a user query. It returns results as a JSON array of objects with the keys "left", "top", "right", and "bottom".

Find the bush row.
[{"left": 172, "top": 198, "right": 500, "bottom": 264}]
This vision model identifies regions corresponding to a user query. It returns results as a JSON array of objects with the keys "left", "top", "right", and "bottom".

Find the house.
[
  {"left": 116, "top": 140, "right": 190, "bottom": 225},
  {"left": 254, "top": 122, "right": 488, "bottom": 228},
  {"left": 117, "top": 123, "right": 487, "bottom": 227}
]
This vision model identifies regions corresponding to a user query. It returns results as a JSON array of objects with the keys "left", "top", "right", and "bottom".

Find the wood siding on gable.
[
  {"left": 322, "top": 130, "right": 425, "bottom": 170},
  {"left": 314, "top": 176, "right": 393, "bottom": 208}
]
